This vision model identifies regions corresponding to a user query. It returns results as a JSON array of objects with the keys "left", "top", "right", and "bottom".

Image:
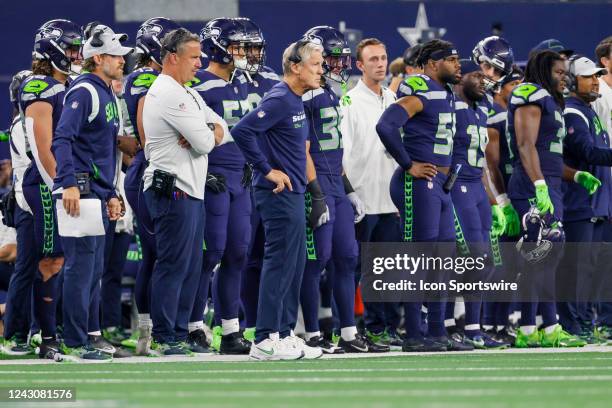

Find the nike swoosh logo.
[{"left": 256, "top": 346, "right": 274, "bottom": 355}]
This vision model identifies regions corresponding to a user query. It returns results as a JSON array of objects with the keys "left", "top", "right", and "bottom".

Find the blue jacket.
[
  {"left": 562, "top": 96, "right": 612, "bottom": 221},
  {"left": 52, "top": 73, "right": 120, "bottom": 200}
]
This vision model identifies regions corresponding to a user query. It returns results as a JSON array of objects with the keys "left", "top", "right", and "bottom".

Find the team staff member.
[
  {"left": 232, "top": 40, "right": 324, "bottom": 360},
  {"left": 52, "top": 25, "right": 131, "bottom": 362},
  {"left": 559, "top": 56, "right": 612, "bottom": 337},
  {"left": 142, "top": 28, "right": 225, "bottom": 355}
]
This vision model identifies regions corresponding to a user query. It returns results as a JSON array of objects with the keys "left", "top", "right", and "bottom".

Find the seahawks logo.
[
  {"left": 513, "top": 84, "right": 538, "bottom": 100},
  {"left": 303, "top": 33, "right": 324, "bottom": 46},
  {"left": 137, "top": 23, "right": 163, "bottom": 39},
  {"left": 35, "top": 26, "right": 63, "bottom": 42},
  {"left": 200, "top": 27, "right": 221, "bottom": 42}
]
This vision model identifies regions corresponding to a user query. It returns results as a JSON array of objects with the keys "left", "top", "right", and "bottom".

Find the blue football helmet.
[
  {"left": 472, "top": 36, "right": 514, "bottom": 90},
  {"left": 33, "top": 19, "right": 83, "bottom": 75},
  {"left": 516, "top": 206, "right": 565, "bottom": 263},
  {"left": 200, "top": 17, "right": 265, "bottom": 74},
  {"left": 136, "top": 17, "right": 181, "bottom": 66},
  {"left": 9, "top": 70, "right": 33, "bottom": 111},
  {"left": 303, "top": 26, "right": 351, "bottom": 83}
]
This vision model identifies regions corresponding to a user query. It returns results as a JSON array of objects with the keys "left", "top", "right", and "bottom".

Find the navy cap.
[
  {"left": 532, "top": 39, "right": 574, "bottom": 56},
  {"left": 460, "top": 59, "right": 480, "bottom": 75}
]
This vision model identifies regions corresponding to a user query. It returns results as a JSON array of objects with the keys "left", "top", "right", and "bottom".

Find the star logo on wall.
[{"left": 397, "top": 2, "right": 447, "bottom": 47}]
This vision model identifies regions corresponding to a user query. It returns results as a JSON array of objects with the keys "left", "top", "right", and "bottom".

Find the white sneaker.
[
  {"left": 249, "top": 338, "right": 281, "bottom": 361},
  {"left": 282, "top": 335, "right": 322, "bottom": 360}
]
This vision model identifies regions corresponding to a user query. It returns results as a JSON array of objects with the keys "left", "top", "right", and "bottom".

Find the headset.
[
  {"left": 566, "top": 53, "right": 601, "bottom": 100},
  {"left": 89, "top": 26, "right": 106, "bottom": 48},
  {"left": 288, "top": 39, "right": 311, "bottom": 64}
]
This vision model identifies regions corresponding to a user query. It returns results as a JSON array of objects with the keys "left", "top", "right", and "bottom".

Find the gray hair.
[
  {"left": 160, "top": 28, "right": 200, "bottom": 61},
  {"left": 282, "top": 41, "right": 324, "bottom": 75}
]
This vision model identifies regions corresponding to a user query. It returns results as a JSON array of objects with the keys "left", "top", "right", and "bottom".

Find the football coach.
[
  {"left": 232, "top": 39, "right": 324, "bottom": 360},
  {"left": 142, "top": 28, "right": 226, "bottom": 354}
]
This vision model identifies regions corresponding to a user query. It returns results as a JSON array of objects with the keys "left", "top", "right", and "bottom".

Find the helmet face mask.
[
  {"left": 515, "top": 206, "right": 565, "bottom": 263},
  {"left": 323, "top": 54, "right": 351, "bottom": 83},
  {"left": 303, "top": 26, "right": 351, "bottom": 84},
  {"left": 472, "top": 36, "right": 514, "bottom": 92}
]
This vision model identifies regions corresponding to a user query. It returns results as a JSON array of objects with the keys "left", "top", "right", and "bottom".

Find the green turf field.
[{"left": 1, "top": 351, "right": 612, "bottom": 408}]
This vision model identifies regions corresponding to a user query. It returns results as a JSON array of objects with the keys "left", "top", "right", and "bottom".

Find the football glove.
[
  {"left": 307, "top": 179, "right": 330, "bottom": 229},
  {"left": 491, "top": 204, "right": 506, "bottom": 237},
  {"left": 534, "top": 181, "right": 554, "bottom": 215},
  {"left": 241, "top": 163, "right": 254, "bottom": 188},
  {"left": 342, "top": 174, "right": 365, "bottom": 223},
  {"left": 497, "top": 193, "right": 520, "bottom": 237},
  {"left": 574, "top": 170, "right": 601, "bottom": 195},
  {"left": 206, "top": 173, "right": 226, "bottom": 194}
]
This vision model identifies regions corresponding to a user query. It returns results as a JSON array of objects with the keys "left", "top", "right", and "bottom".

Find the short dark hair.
[
  {"left": 595, "top": 37, "right": 612, "bottom": 68},
  {"left": 416, "top": 39, "right": 455, "bottom": 67},
  {"left": 356, "top": 38, "right": 385, "bottom": 62},
  {"left": 524, "top": 50, "right": 565, "bottom": 107},
  {"left": 160, "top": 28, "right": 200, "bottom": 61}
]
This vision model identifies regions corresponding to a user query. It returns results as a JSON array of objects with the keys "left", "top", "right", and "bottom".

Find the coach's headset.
[
  {"left": 288, "top": 39, "right": 311, "bottom": 64},
  {"left": 566, "top": 54, "right": 601, "bottom": 100}
]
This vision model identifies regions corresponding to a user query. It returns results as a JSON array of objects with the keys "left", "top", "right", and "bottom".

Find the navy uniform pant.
[
  {"left": 301, "top": 190, "right": 358, "bottom": 333},
  {"left": 124, "top": 153, "right": 156, "bottom": 316},
  {"left": 58, "top": 196, "right": 108, "bottom": 348},
  {"left": 101, "top": 223, "right": 132, "bottom": 330},
  {"left": 241, "top": 190, "right": 265, "bottom": 328},
  {"left": 145, "top": 190, "right": 204, "bottom": 344},
  {"left": 3, "top": 206, "right": 37, "bottom": 340},
  {"left": 390, "top": 169, "right": 455, "bottom": 339},
  {"left": 193, "top": 168, "right": 251, "bottom": 326},
  {"left": 253, "top": 188, "right": 306, "bottom": 343}
]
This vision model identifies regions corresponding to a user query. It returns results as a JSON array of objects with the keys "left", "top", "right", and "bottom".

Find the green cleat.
[
  {"left": 29, "top": 332, "right": 42, "bottom": 348},
  {"left": 540, "top": 325, "right": 586, "bottom": 348},
  {"left": 211, "top": 326, "right": 222, "bottom": 352},
  {"left": 1, "top": 336, "right": 35, "bottom": 356},
  {"left": 121, "top": 331, "right": 139, "bottom": 349},
  {"left": 331, "top": 333, "right": 340, "bottom": 346},
  {"left": 103, "top": 327, "right": 129, "bottom": 347},
  {"left": 593, "top": 326, "right": 611, "bottom": 344},
  {"left": 515, "top": 328, "right": 541, "bottom": 348},
  {"left": 243, "top": 327, "right": 255, "bottom": 343},
  {"left": 56, "top": 343, "right": 112, "bottom": 362}
]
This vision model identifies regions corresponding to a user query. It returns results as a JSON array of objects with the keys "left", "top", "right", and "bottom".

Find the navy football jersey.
[
  {"left": 123, "top": 67, "right": 159, "bottom": 144},
  {"left": 245, "top": 66, "right": 280, "bottom": 110},
  {"left": 507, "top": 82, "right": 565, "bottom": 198},
  {"left": 396, "top": 74, "right": 456, "bottom": 167},
  {"left": 451, "top": 99, "right": 489, "bottom": 181},
  {"left": 487, "top": 102, "right": 513, "bottom": 181},
  {"left": 18, "top": 75, "right": 66, "bottom": 186},
  {"left": 190, "top": 69, "right": 251, "bottom": 170}
]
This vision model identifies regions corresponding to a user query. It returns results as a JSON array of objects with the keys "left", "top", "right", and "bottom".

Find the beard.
[
  {"left": 464, "top": 84, "right": 485, "bottom": 102},
  {"left": 441, "top": 70, "right": 460, "bottom": 85}
]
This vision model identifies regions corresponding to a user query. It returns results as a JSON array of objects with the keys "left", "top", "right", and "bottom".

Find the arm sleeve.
[
  {"left": 52, "top": 87, "right": 92, "bottom": 189},
  {"left": 162, "top": 91, "right": 216, "bottom": 156},
  {"left": 564, "top": 112, "right": 612, "bottom": 166},
  {"left": 231, "top": 96, "right": 286, "bottom": 175},
  {"left": 375, "top": 103, "right": 413, "bottom": 171}
]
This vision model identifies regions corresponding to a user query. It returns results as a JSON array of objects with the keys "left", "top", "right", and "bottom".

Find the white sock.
[
  {"left": 188, "top": 321, "right": 204, "bottom": 333},
  {"left": 544, "top": 324, "right": 558, "bottom": 334},
  {"left": 106, "top": 326, "right": 116, "bottom": 332},
  {"left": 268, "top": 332, "right": 279, "bottom": 342},
  {"left": 305, "top": 331, "right": 320, "bottom": 341},
  {"left": 496, "top": 325, "right": 505, "bottom": 332},
  {"left": 88, "top": 331, "right": 102, "bottom": 336},
  {"left": 318, "top": 307, "right": 333, "bottom": 319},
  {"left": 341, "top": 326, "right": 357, "bottom": 341},
  {"left": 221, "top": 318, "right": 239, "bottom": 336},
  {"left": 482, "top": 325, "right": 494, "bottom": 331},
  {"left": 138, "top": 314, "right": 152, "bottom": 329},
  {"left": 535, "top": 315, "right": 543, "bottom": 328},
  {"left": 521, "top": 325, "right": 536, "bottom": 335},
  {"left": 444, "top": 319, "right": 456, "bottom": 328},
  {"left": 464, "top": 324, "right": 480, "bottom": 332}
]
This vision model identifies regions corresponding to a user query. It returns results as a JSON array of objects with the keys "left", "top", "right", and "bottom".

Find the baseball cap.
[
  {"left": 82, "top": 25, "right": 132, "bottom": 59},
  {"left": 569, "top": 56, "right": 608, "bottom": 77},
  {"left": 460, "top": 59, "right": 480, "bottom": 75},
  {"left": 532, "top": 39, "right": 573, "bottom": 56}
]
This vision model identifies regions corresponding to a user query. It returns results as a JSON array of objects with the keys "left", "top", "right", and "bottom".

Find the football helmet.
[
  {"left": 515, "top": 205, "right": 565, "bottom": 263},
  {"left": 33, "top": 19, "right": 83, "bottom": 75},
  {"left": 472, "top": 36, "right": 514, "bottom": 90},
  {"left": 200, "top": 17, "right": 265, "bottom": 74},
  {"left": 9, "top": 70, "right": 33, "bottom": 111},
  {"left": 136, "top": 17, "right": 181, "bottom": 66},
  {"left": 303, "top": 25, "right": 351, "bottom": 83}
]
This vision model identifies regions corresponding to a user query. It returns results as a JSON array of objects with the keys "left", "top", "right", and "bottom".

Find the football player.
[
  {"left": 445, "top": 60, "right": 509, "bottom": 349},
  {"left": 18, "top": 19, "right": 82, "bottom": 359},
  {"left": 298, "top": 26, "right": 374, "bottom": 353},
  {"left": 123, "top": 17, "right": 181, "bottom": 356},
  {"left": 377, "top": 39, "right": 471, "bottom": 351},
  {"left": 507, "top": 50, "right": 592, "bottom": 347},
  {"left": 1, "top": 70, "right": 36, "bottom": 356},
  {"left": 191, "top": 17, "right": 264, "bottom": 354}
]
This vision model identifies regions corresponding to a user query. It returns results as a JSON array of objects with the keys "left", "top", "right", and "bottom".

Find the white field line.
[
  {"left": 1, "top": 345, "right": 611, "bottom": 365},
  {"left": 2, "top": 365, "right": 612, "bottom": 376},
  {"left": 2, "top": 375, "right": 612, "bottom": 384}
]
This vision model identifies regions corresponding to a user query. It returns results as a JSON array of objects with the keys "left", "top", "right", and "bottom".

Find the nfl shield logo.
[
  {"left": 179, "top": 103, "right": 186, "bottom": 111},
  {"left": 427, "top": 181, "right": 433, "bottom": 190},
  {"left": 253, "top": 81, "right": 259, "bottom": 88},
  {"left": 461, "top": 185, "right": 467, "bottom": 193},
  {"left": 71, "top": 101, "right": 79, "bottom": 109},
  {"left": 257, "top": 111, "right": 266, "bottom": 118}
]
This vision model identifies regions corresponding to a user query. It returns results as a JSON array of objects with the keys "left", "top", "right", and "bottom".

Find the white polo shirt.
[
  {"left": 8, "top": 116, "right": 32, "bottom": 213},
  {"left": 340, "top": 78, "right": 398, "bottom": 215},
  {"left": 143, "top": 74, "right": 227, "bottom": 199},
  {"left": 593, "top": 77, "right": 612, "bottom": 138}
]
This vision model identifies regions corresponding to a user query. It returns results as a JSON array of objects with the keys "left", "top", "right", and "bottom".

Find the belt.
[{"left": 172, "top": 189, "right": 189, "bottom": 200}]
